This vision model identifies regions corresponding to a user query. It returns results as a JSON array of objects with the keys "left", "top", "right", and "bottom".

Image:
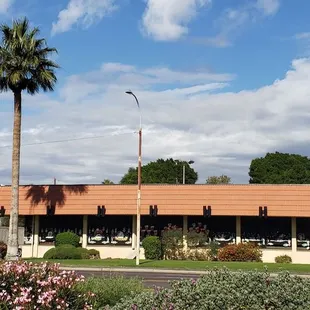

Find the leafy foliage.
[
  {"left": 0, "top": 242, "right": 7, "bottom": 259},
  {"left": 102, "top": 179, "right": 114, "bottom": 185},
  {"left": 77, "top": 275, "right": 144, "bottom": 308},
  {"left": 0, "top": 261, "right": 94, "bottom": 309},
  {"left": 187, "top": 230, "right": 209, "bottom": 247},
  {"left": 249, "top": 152, "right": 310, "bottom": 184},
  {"left": 120, "top": 158, "right": 198, "bottom": 184},
  {"left": 109, "top": 269, "right": 310, "bottom": 310},
  {"left": 0, "top": 17, "right": 59, "bottom": 94},
  {"left": 275, "top": 255, "right": 292, "bottom": 264},
  {"left": 55, "top": 231, "right": 80, "bottom": 247},
  {"left": 43, "top": 245, "right": 100, "bottom": 260},
  {"left": 142, "top": 236, "right": 162, "bottom": 260},
  {"left": 161, "top": 228, "right": 183, "bottom": 260},
  {"left": 218, "top": 243, "right": 262, "bottom": 262},
  {"left": 206, "top": 175, "right": 231, "bottom": 184}
]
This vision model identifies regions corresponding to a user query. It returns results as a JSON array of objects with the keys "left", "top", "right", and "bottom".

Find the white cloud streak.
[
  {"left": 51, "top": 0, "right": 118, "bottom": 35},
  {"left": 0, "top": 0, "right": 14, "bottom": 14}
]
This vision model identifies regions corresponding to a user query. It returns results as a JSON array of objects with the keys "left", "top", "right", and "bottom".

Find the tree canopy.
[
  {"left": 249, "top": 152, "right": 310, "bottom": 184},
  {"left": 120, "top": 158, "right": 198, "bottom": 184},
  {"left": 206, "top": 175, "right": 231, "bottom": 184},
  {"left": 102, "top": 179, "right": 114, "bottom": 185}
]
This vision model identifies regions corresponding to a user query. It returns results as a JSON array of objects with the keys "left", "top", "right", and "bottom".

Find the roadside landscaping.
[{"left": 27, "top": 258, "right": 310, "bottom": 274}]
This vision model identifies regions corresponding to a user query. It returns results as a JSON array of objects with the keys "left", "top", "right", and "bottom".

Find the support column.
[
  {"left": 236, "top": 216, "right": 241, "bottom": 244},
  {"left": 183, "top": 215, "right": 188, "bottom": 251},
  {"left": 132, "top": 215, "right": 137, "bottom": 250},
  {"left": 33, "top": 215, "right": 39, "bottom": 258},
  {"left": 82, "top": 215, "right": 88, "bottom": 248},
  {"left": 291, "top": 217, "right": 297, "bottom": 253}
]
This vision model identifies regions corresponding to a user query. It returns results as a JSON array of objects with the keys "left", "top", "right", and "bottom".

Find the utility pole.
[{"left": 126, "top": 91, "right": 142, "bottom": 266}]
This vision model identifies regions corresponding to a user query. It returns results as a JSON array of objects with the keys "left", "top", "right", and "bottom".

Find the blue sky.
[{"left": 1, "top": 0, "right": 310, "bottom": 185}]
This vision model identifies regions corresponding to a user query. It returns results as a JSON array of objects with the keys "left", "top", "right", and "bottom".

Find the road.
[{"left": 76, "top": 270, "right": 201, "bottom": 288}]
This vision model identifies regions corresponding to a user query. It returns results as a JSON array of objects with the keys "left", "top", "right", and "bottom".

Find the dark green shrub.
[
  {"left": 275, "top": 255, "right": 292, "bottom": 263},
  {"left": 43, "top": 245, "right": 81, "bottom": 259},
  {"left": 218, "top": 242, "right": 262, "bottom": 262},
  {"left": 87, "top": 249, "right": 100, "bottom": 259},
  {"left": 208, "top": 241, "right": 220, "bottom": 261},
  {"left": 142, "top": 236, "right": 162, "bottom": 260},
  {"left": 110, "top": 269, "right": 310, "bottom": 310},
  {"left": 77, "top": 275, "right": 144, "bottom": 307},
  {"left": 0, "top": 242, "right": 7, "bottom": 259},
  {"left": 55, "top": 232, "right": 80, "bottom": 247},
  {"left": 76, "top": 247, "right": 90, "bottom": 259},
  {"left": 161, "top": 229, "right": 183, "bottom": 260}
]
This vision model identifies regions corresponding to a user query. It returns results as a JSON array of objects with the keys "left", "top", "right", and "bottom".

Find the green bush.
[
  {"left": 77, "top": 275, "right": 144, "bottom": 308},
  {"left": 161, "top": 229, "right": 183, "bottom": 260},
  {"left": 187, "top": 231, "right": 209, "bottom": 247},
  {"left": 275, "top": 255, "right": 292, "bottom": 263},
  {"left": 55, "top": 231, "right": 80, "bottom": 247},
  {"left": 109, "top": 269, "right": 310, "bottom": 310},
  {"left": 0, "top": 242, "right": 7, "bottom": 259},
  {"left": 218, "top": 242, "right": 262, "bottom": 262},
  {"left": 76, "top": 247, "right": 90, "bottom": 259},
  {"left": 43, "top": 245, "right": 81, "bottom": 259},
  {"left": 142, "top": 236, "right": 162, "bottom": 260},
  {"left": 208, "top": 241, "right": 220, "bottom": 261},
  {"left": 88, "top": 249, "right": 100, "bottom": 259}
]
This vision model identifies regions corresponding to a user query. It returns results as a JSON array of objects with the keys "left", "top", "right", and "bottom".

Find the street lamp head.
[
  {"left": 188, "top": 160, "right": 194, "bottom": 165},
  {"left": 125, "top": 90, "right": 133, "bottom": 95}
]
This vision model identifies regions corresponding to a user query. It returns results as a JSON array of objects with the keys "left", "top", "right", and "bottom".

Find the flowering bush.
[
  {"left": 218, "top": 242, "right": 262, "bottom": 262},
  {"left": 109, "top": 269, "right": 310, "bottom": 310},
  {"left": 0, "top": 261, "right": 95, "bottom": 309}
]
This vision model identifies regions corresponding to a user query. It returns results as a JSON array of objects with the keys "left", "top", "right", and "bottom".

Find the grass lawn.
[{"left": 26, "top": 258, "right": 310, "bottom": 274}]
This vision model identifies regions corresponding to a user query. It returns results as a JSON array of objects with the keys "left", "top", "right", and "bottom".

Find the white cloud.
[
  {"left": 0, "top": 0, "right": 13, "bottom": 13},
  {"left": 2, "top": 58, "right": 310, "bottom": 185},
  {"left": 141, "top": 0, "right": 211, "bottom": 41},
  {"left": 256, "top": 0, "right": 280, "bottom": 15},
  {"left": 51, "top": 0, "right": 118, "bottom": 35}
]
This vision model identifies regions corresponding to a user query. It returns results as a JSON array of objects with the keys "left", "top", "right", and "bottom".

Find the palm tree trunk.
[{"left": 6, "top": 91, "right": 22, "bottom": 260}]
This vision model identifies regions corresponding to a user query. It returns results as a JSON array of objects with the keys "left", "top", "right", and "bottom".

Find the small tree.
[
  {"left": 102, "top": 179, "right": 114, "bottom": 185},
  {"left": 206, "top": 175, "right": 231, "bottom": 184}
]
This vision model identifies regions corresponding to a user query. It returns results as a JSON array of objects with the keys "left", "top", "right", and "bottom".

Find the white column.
[
  {"left": 236, "top": 216, "right": 241, "bottom": 244},
  {"left": 82, "top": 215, "right": 88, "bottom": 248},
  {"left": 33, "top": 215, "right": 39, "bottom": 258},
  {"left": 291, "top": 217, "right": 297, "bottom": 253},
  {"left": 132, "top": 215, "right": 137, "bottom": 250},
  {"left": 183, "top": 215, "right": 188, "bottom": 251}
]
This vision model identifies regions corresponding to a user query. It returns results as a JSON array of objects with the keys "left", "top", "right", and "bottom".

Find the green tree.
[
  {"left": 0, "top": 18, "right": 59, "bottom": 259},
  {"left": 120, "top": 158, "right": 198, "bottom": 184},
  {"left": 249, "top": 152, "right": 310, "bottom": 184},
  {"left": 206, "top": 175, "right": 231, "bottom": 184},
  {"left": 102, "top": 179, "right": 114, "bottom": 185}
]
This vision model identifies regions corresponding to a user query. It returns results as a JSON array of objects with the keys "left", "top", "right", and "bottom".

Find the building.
[{"left": 0, "top": 184, "right": 310, "bottom": 263}]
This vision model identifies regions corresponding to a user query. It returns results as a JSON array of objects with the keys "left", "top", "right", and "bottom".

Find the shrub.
[
  {"left": 77, "top": 275, "right": 143, "bottom": 308},
  {"left": 187, "top": 230, "right": 209, "bottom": 247},
  {"left": 44, "top": 245, "right": 81, "bottom": 259},
  {"left": 55, "top": 231, "right": 80, "bottom": 247},
  {"left": 142, "top": 236, "right": 162, "bottom": 260},
  {"left": 109, "top": 269, "right": 310, "bottom": 310},
  {"left": 87, "top": 249, "right": 100, "bottom": 259},
  {"left": 185, "top": 248, "right": 210, "bottom": 261},
  {"left": 76, "top": 247, "right": 90, "bottom": 259},
  {"left": 208, "top": 241, "right": 220, "bottom": 261},
  {"left": 218, "top": 242, "right": 262, "bottom": 262},
  {"left": 161, "top": 229, "right": 183, "bottom": 260},
  {"left": 0, "top": 241, "right": 7, "bottom": 259},
  {"left": 0, "top": 261, "right": 95, "bottom": 309},
  {"left": 275, "top": 255, "right": 292, "bottom": 264}
]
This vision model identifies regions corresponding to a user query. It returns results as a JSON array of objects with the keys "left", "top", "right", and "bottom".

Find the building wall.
[{"left": 1, "top": 184, "right": 310, "bottom": 216}]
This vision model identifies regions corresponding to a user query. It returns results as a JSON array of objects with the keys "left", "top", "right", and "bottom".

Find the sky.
[{"left": 0, "top": 0, "right": 310, "bottom": 185}]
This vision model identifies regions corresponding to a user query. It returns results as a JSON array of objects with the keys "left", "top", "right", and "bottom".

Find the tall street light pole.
[{"left": 126, "top": 91, "right": 142, "bottom": 266}]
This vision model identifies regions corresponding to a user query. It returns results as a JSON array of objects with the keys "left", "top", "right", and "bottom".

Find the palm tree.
[{"left": 0, "top": 18, "right": 59, "bottom": 259}]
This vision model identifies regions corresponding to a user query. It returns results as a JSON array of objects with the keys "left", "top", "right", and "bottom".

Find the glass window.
[
  {"left": 242, "top": 217, "right": 291, "bottom": 248},
  {"left": 88, "top": 215, "right": 132, "bottom": 246},
  {"left": 39, "top": 215, "right": 83, "bottom": 245},
  {"left": 24, "top": 216, "right": 33, "bottom": 245},
  {"left": 297, "top": 218, "right": 310, "bottom": 250}
]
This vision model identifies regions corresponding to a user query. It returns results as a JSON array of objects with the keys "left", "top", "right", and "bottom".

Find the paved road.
[{"left": 76, "top": 270, "right": 202, "bottom": 288}]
